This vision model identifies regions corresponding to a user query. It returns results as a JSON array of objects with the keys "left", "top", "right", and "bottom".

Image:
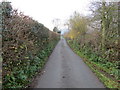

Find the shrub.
[{"left": 2, "top": 2, "right": 60, "bottom": 88}]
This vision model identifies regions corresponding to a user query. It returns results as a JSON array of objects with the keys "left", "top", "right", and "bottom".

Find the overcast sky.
[{"left": 5, "top": 0, "right": 92, "bottom": 31}]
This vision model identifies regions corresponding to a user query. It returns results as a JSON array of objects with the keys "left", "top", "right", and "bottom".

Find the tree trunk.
[{"left": 101, "top": 1, "right": 106, "bottom": 51}]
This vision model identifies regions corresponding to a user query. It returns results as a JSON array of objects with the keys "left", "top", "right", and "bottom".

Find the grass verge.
[{"left": 67, "top": 40, "right": 120, "bottom": 89}]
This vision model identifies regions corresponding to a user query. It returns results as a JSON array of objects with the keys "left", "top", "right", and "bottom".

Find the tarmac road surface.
[{"left": 33, "top": 38, "right": 105, "bottom": 88}]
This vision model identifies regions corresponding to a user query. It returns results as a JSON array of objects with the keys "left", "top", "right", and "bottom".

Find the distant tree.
[
  {"left": 52, "top": 18, "right": 60, "bottom": 29},
  {"left": 67, "top": 11, "right": 88, "bottom": 41},
  {"left": 57, "top": 31, "right": 61, "bottom": 34},
  {"left": 53, "top": 27, "right": 58, "bottom": 32},
  {"left": 53, "top": 27, "right": 61, "bottom": 34}
]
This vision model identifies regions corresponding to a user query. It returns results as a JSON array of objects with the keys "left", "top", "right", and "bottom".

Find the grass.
[
  {"left": 67, "top": 40, "right": 120, "bottom": 89},
  {"left": 84, "top": 58, "right": 120, "bottom": 89}
]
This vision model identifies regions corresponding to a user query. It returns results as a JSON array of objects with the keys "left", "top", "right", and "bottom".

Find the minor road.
[{"left": 33, "top": 38, "right": 105, "bottom": 88}]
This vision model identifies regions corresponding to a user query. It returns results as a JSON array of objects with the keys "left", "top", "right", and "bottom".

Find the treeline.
[
  {"left": 64, "top": 1, "right": 119, "bottom": 88},
  {"left": 1, "top": 2, "right": 60, "bottom": 88}
]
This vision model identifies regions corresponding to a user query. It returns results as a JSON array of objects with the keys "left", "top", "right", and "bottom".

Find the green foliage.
[
  {"left": 86, "top": 60, "right": 120, "bottom": 89},
  {"left": 67, "top": 40, "right": 120, "bottom": 89},
  {"left": 65, "top": 2, "right": 119, "bottom": 88},
  {"left": 2, "top": 2, "right": 12, "bottom": 18},
  {"left": 2, "top": 2, "right": 60, "bottom": 88}
]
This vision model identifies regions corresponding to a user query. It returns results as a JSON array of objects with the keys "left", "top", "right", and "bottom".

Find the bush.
[{"left": 2, "top": 2, "right": 60, "bottom": 88}]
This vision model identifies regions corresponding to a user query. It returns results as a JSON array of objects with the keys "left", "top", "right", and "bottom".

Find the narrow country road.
[{"left": 33, "top": 38, "right": 105, "bottom": 88}]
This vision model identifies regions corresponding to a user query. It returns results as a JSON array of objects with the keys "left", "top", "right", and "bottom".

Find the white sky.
[{"left": 3, "top": 0, "right": 92, "bottom": 31}]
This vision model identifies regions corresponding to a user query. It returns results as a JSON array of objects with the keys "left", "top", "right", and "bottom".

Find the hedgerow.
[{"left": 2, "top": 2, "right": 60, "bottom": 88}]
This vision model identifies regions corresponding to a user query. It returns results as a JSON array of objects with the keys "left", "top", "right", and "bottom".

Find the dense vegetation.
[
  {"left": 64, "top": 1, "right": 120, "bottom": 88},
  {"left": 1, "top": 2, "right": 60, "bottom": 88}
]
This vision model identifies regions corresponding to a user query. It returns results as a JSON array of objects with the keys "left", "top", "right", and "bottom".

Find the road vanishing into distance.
[{"left": 32, "top": 38, "right": 105, "bottom": 88}]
